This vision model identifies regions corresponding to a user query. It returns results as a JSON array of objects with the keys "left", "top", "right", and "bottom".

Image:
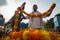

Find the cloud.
[{"left": 0, "top": 0, "right": 7, "bottom": 6}]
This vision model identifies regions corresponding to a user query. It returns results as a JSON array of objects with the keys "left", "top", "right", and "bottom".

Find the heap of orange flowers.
[{"left": 8, "top": 28, "right": 60, "bottom": 40}]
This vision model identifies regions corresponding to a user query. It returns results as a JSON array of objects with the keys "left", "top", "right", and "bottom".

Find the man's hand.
[
  {"left": 17, "top": 2, "right": 26, "bottom": 11},
  {"left": 50, "top": 3, "right": 56, "bottom": 9},
  {"left": 17, "top": 7, "right": 22, "bottom": 11},
  {"left": 21, "top": 2, "right": 26, "bottom": 7}
]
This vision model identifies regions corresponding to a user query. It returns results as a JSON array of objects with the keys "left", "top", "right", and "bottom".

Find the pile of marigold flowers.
[{"left": 5, "top": 28, "right": 60, "bottom": 40}]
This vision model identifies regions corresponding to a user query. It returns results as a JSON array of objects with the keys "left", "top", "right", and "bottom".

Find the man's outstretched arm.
[
  {"left": 41, "top": 3, "right": 56, "bottom": 17},
  {"left": 17, "top": 7, "right": 39, "bottom": 17}
]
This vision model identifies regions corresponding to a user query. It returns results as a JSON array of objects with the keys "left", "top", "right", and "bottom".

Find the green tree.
[{"left": 44, "top": 18, "right": 54, "bottom": 28}]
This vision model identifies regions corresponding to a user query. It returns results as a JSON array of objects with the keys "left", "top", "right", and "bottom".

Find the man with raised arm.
[{"left": 17, "top": 3, "right": 56, "bottom": 29}]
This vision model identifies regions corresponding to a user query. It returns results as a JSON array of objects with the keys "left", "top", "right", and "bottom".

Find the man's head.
[
  {"left": 33, "top": 4, "right": 38, "bottom": 11},
  {"left": 0, "top": 15, "right": 3, "bottom": 18}
]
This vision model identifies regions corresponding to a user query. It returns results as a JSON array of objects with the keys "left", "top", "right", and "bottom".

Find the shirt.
[
  {"left": 0, "top": 17, "right": 5, "bottom": 26},
  {"left": 28, "top": 11, "right": 43, "bottom": 29}
]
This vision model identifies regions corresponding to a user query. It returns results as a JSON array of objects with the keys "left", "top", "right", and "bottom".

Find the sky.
[{"left": 0, "top": 0, "right": 60, "bottom": 23}]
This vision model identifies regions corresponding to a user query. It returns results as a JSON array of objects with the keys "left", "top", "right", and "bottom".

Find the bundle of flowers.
[{"left": 7, "top": 28, "right": 60, "bottom": 40}]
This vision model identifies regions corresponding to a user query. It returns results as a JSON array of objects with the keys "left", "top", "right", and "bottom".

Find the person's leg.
[
  {"left": 0, "top": 26, "right": 4, "bottom": 38},
  {"left": 0, "top": 31, "right": 3, "bottom": 38}
]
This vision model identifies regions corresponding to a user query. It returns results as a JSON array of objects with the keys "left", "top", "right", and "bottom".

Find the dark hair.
[
  {"left": 33, "top": 4, "right": 38, "bottom": 8},
  {"left": 0, "top": 15, "right": 3, "bottom": 18}
]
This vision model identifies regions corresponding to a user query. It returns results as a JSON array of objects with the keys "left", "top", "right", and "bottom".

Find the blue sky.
[{"left": 0, "top": 0, "right": 60, "bottom": 23}]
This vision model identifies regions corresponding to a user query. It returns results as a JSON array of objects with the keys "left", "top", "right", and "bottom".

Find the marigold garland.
[{"left": 8, "top": 28, "right": 60, "bottom": 40}]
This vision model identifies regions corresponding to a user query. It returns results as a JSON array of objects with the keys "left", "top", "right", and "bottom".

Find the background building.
[{"left": 53, "top": 13, "right": 60, "bottom": 32}]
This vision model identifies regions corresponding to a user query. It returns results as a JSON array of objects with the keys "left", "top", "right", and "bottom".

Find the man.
[
  {"left": 17, "top": 3, "right": 56, "bottom": 29},
  {"left": 0, "top": 13, "right": 5, "bottom": 38},
  {"left": 27, "top": 4, "right": 43, "bottom": 29},
  {"left": 0, "top": 14, "right": 5, "bottom": 30}
]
